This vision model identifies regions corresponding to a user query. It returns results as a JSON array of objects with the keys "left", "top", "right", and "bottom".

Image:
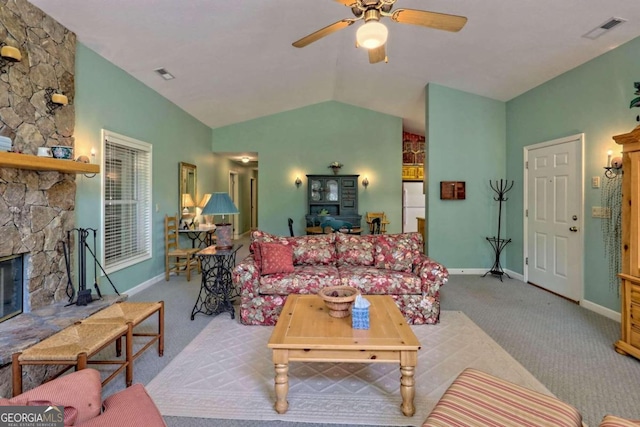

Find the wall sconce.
[
  {"left": 45, "top": 88, "right": 69, "bottom": 114},
  {"left": 604, "top": 150, "right": 623, "bottom": 179},
  {"left": 78, "top": 148, "right": 97, "bottom": 178},
  {"left": 295, "top": 177, "right": 302, "bottom": 188},
  {"left": 0, "top": 44, "right": 21, "bottom": 70},
  {"left": 362, "top": 177, "right": 369, "bottom": 188}
]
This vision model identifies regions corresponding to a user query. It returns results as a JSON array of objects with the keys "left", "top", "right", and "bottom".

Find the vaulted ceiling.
[{"left": 30, "top": 0, "right": 640, "bottom": 135}]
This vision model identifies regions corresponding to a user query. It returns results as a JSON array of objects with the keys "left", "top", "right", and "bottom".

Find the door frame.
[
  {"left": 229, "top": 170, "right": 239, "bottom": 239},
  {"left": 523, "top": 133, "right": 585, "bottom": 301}
]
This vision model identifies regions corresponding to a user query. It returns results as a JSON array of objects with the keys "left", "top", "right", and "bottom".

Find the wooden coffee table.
[{"left": 267, "top": 294, "right": 421, "bottom": 416}]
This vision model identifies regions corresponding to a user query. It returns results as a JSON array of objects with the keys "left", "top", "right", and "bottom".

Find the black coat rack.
[
  {"left": 483, "top": 179, "right": 514, "bottom": 281},
  {"left": 62, "top": 228, "right": 120, "bottom": 306}
]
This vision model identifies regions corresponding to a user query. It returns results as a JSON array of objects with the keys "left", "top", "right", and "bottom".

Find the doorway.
[
  {"left": 524, "top": 134, "right": 584, "bottom": 302},
  {"left": 250, "top": 177, "right": 257, "bottom": 230},
  {"left": 229, "top": 171, "right": 239, "bottom": 239}
]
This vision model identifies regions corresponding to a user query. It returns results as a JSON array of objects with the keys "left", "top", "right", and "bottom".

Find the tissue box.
[{"left": 352, "top": 307, "right": 369, "bottom": 329}]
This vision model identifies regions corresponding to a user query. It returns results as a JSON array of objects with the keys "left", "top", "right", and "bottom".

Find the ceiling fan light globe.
[{"left": 356, "top": 21, "right": 388, "bottom": 49}]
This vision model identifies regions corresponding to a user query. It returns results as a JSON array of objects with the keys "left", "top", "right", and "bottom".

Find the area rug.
[{"left": 146, "top": 310, "right": 551, "bottom": 426}]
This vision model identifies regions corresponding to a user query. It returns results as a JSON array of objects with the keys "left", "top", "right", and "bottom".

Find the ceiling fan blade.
[
  {"left": 391, "top": 9, "right": 467, "bottom": 32},
  {"left": 292, "top": 19, "right": 356, "bottom": 48},
  {"left": 368, "top": 45, "right": 387, "bottom": 64},
  {"left": 334, "top": 0, "right": 357, "bottom": 5}
]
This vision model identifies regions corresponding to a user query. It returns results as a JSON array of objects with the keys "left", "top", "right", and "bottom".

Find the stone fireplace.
[{"left": 0, "top": 0, "right": 77, "bottom": 314}]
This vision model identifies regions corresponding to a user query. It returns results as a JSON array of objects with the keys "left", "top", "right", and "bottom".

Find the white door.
[{"left": 525, "top": 134, "right": 583, "bottom": 301}]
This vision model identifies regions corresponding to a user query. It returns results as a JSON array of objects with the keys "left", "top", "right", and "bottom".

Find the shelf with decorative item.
[{"left": 0, "top": 152, "right": 100, "bottom": 174}]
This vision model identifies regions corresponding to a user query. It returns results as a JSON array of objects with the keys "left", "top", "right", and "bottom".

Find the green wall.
[
  {"left": 211, "top": 101, "right": 403, "bottom": 236},
  {"left": 505, "top": 36, "right": 640, "bottom": 312},
  {"left": 74, "top": 43, "right": 214, "bottom": 294},
  {"left": 426, "top": 84, "right": 506, "bottom": 267}
]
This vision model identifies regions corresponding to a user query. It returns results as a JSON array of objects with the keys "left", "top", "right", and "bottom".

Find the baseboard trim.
[
  {"left": 447, "top": 268, "right": 524, "bottom": 282},
  {"left": 580, "top": 299, "right": 621, "bottom": 322},
  {"left": 125, "top": 273, "right": 165, "bottom": 297}
]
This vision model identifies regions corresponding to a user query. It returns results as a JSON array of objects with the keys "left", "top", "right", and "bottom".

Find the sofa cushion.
[
  {"left": 81, "top": 383, "right": 167, "bottom": 427},
  {"left": 374, "top": 233, "right": 423, "bottom": 272},
  {"left": 251, "top": 230, "right": 336, "bottom": 265},
  {"left": 599, "top": 415, "right": 640, "bottom": 426},
  {"left": 289, "top": 234, "right": 336, "bottom": 265},
  {"left": 422, "top": 368, "right": 582, "bottom": 427},
  {"left": 338, "top": 266, "right": 422, "bottom": 294},
  {"left": 256, "top": 243, "right": 294, "bottom": 275},
  {"left": 15, "top": 368, "right": 102, "bottom": 424},
  {"left": 259, "top": 265, "right": 340, "bottom": 294},
  {"left": 28, "top": 400, "right": 78, "bottom": 426},
  {"left": 335, "top": 233, "right": 376, "bottom": 266}
]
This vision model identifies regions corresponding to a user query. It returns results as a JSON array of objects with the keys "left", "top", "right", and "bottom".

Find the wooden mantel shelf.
[{"left": 0, "top": 151, "right": 100, "bottom": 174}]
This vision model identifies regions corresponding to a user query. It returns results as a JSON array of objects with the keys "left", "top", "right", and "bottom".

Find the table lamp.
[
  {"left": 201, "top": 192, "right": 239, "bottom": 249},
  {"left": 181, "top": 193, "right": 196, "bottom": 228}
]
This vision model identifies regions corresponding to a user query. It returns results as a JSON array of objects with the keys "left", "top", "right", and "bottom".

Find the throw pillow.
[
  {"left": 257, "top": 243, "right": 294, "bottom": 275},
  {"left": 250, "top": 230, "right": 292, "bottom": 266}
]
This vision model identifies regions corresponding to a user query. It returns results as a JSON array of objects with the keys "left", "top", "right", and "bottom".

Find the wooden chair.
[
  {"left": 288, "top": 218, "right": 294, "bottom": 237},
  {"left": 165, "top": 214, "right": 200, "bottom": 281},
  {"left": 366, "top": 212, "right": 389, "bottom": 234},
  {"left": 371, "top": 217, "right": 382, "bottom": 234}
]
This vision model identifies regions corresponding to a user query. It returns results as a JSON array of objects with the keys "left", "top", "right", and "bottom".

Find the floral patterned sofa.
[{"left": 233, "top": 230, "right": 448, "bottom": 326}]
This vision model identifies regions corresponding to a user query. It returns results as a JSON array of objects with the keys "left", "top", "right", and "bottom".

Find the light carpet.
[{"left": 146, "top": 310, "right": 551, "bottom": 426}]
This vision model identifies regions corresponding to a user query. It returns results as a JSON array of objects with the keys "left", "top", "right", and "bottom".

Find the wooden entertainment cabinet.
[{"left": 613, "top": 125, "right": 640, "bottom": 360}]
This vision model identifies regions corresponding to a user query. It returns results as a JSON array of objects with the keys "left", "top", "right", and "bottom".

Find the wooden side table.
[{"left": 191, "top": 244, "right": 242, "bottom": 320}]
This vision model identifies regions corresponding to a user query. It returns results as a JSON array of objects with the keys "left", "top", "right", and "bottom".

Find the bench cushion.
[{"left": 423, "top": 368, "right": 582, "bottom": 427}]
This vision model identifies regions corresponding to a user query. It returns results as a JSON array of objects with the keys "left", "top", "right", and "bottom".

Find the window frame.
[{"left": 101, "top": 129, "right": 153, "bottom": 274}]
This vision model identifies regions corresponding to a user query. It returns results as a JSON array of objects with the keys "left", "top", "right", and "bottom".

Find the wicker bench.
[{"left": 12, "top": 301, "right": 164, "bottom": 396}]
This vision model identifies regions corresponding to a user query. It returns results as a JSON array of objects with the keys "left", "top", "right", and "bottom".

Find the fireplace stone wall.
[{"left": 0, "top": 0, "right": 77, "bottom": 312}]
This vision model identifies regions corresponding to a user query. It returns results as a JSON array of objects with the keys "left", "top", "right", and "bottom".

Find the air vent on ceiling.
[
  {"left": 154, "top": 67, "right": 175, "bottom": 80},
  {"left": 582, "top": 17, "right": 626, "bottom": 40}
]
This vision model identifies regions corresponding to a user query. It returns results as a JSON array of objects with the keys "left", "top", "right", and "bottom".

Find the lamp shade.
[
  {"left": 356, "top": 21, "right": 388, "bottom": 49},
  {"left": 202, "top": 192, "right": 239, "bottom": 250},
  {"left": 201, "top": 192, "right": 239, "bottom": 218},
  {"left": 182, "top": 193, "right": 195, "bottom": 208}
]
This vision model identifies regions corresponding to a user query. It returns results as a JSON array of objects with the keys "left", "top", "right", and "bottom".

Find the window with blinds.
[{"left": 102, "top": 130, "right": 152, "bottom": 273}]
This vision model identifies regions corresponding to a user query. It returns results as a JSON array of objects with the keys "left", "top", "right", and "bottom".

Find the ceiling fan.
[{"left": 292, "top": 0, "right": 467, "bottom": 64}]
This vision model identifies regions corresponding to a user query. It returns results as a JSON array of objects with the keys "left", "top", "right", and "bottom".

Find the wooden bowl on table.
[{"left": 318, "top": 285, "right": 360, "bottom": 318}]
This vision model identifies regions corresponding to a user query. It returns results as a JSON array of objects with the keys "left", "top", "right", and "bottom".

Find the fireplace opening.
[{"left": 0, "top": 254, "right": 24, "bottom": 323}]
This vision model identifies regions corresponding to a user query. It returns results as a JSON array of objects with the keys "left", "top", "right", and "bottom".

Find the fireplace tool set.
[{"left": 62, "top": 228, "right": 119, "bottom": 306}]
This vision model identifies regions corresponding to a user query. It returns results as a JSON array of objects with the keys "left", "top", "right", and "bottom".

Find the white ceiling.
[{"left": 29, "top": 0, "right": 640, "bottom": 135}]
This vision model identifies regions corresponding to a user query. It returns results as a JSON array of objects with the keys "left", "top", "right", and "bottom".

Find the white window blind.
[{"left": 101, "top": 130, "right": 152, "bottom": 273}]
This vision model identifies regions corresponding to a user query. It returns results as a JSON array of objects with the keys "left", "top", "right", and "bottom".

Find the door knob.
[{"left": 569, "top": 226, "right": 578, "bottom": 232}]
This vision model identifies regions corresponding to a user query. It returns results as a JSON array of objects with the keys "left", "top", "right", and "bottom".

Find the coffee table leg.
[
  {"left": 274, "top": 363, "right": 289, "bottom": 413},
  {"left": 273, "top": 350, "right": 289, "bottom": 414},
  {"left": 400, "top": 351, "right": 417, "bottom": 417}
]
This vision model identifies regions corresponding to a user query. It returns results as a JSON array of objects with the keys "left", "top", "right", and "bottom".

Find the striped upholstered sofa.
[{"left": 423, "top": 368, "right": 639, "bottom": 427}]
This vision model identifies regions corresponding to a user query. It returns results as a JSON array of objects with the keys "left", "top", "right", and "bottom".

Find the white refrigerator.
[{"left": 402, "top": 182, "right": 425, "bottom": 233}]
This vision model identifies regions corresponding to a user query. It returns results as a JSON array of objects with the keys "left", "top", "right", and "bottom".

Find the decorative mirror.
[{"left": 179, "top": 162, "right": 197, "bottom": 217}]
